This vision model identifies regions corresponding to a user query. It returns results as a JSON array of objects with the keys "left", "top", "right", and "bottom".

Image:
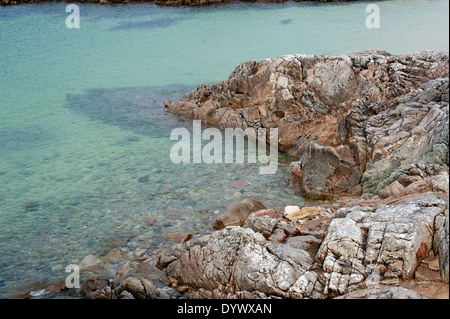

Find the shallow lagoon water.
[{"left": 0, "top": 0, "right": 449, "bottom": 297}]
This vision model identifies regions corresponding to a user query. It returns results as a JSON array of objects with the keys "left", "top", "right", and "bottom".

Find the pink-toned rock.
[
  {"left": 228, "top": 180, "right": 246, "bottom": 189},
  {"left": 249, "top": 209, "right": 276, "bottom": 218},
  {"left": 103, "top": 248, "right": 123, "bottom": 263},
  {"left": 112, "top": 260, "right": 170, "bottom": 299},
  {"left": 360, "top": 69, "right": 374, "bottom": 79},
  {"left": 177, "top": 286, "right": 189, "bottom": 294},
  {"left": 164, "top": 233, "right": 193, "bottom": 243},
  {"left": 415, "top": 264, "right": 442, "bottom": 282},
  {"left": 79, "top": 254, "right": 103, "bottom": 271},
  {"left": 379, "top": 180, "right": 405, "bottom": 199}
]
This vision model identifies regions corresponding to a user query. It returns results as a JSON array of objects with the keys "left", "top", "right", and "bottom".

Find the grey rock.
[
  {"left": 334, "top": 286, "right": 426, "bottom": 299},
  {"left": 285, "top": 235, "right": 322, "bottom": 258},
  {"left": 157, "top": 226, "right": 322, "bottom": 299},
  {"left": 434, "top": 209, "right": 449, "bottom": 283},
  {"left": 153, "top": 286, "right": 182, "bottom": 299},
  {"left": 268, "top": 228, "right": 287, "bottom": 242},
  {"left": 243, "top": 216, "right": 277, "bottom": 238},
  {"left": 431, "top": 175, "right": 450, "bottom": 193},
  {"left": 275, "top": 223, "right": 296, "bottom": 236},
  {"left": 316, "top": 198, "right": 447, "bottom": 296},
  {"left": 118, "top": 290, "right": 135, "bottom": 299},
  {"left": 112, "top": 260, "right": 170, "bottom": 299},
  {"left": 24, "top": 201, "right": 40, "bottom": 212},
  {"left": 80, "top": 275, "right": 111, "bottom": 299}
]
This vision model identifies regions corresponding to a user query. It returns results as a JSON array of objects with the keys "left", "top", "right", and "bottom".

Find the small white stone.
[{"left": 283, "top": 205, "right": 301, "bottom": 217}]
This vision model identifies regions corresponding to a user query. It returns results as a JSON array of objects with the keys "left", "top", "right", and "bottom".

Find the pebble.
[
  {"left": 138, "top": 175, "right": 150, "bottom": 183},
  {"left": 268, "top": 229, "right": 286, "bottom": 243},
  {"left": 135, "top": 248, "right": 146, "bottom": 258},
  {"left": 177, "top": 286, "right": 189, "bottom": 293},
  {"left": 51, "top": 265, "right": 64, "bottom": 272},
  {"left": 24, "top": 201, "right": 39, "bottom": 212},
  {"left": 79, "top": 254, "right": 103, "bottom": 271},
  {"left": 103, "top": 248, "right": 123, "bottom": 263},
  {"left": 228, "top": 180, "right": 246, "bottom": 189}
]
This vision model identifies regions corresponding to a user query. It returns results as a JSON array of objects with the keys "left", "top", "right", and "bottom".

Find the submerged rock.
[
  {"left": 137, "top": 175, "right": 150, "bottom": 183},
  {"left": 79, "top": 254, "right": 104, "bottom": 271},
  {"left": 24, "top": 201, "right": 39, "bottom": 212},
  {"left": 102, "top": 248, "right": 124, "bottom": 264}
]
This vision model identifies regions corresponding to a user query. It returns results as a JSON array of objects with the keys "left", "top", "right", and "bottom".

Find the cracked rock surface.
[
  {"left": 151, "top": 194, "right": 448, "bottom": 299},
  {"left": 166, "top": 51, "right": 449, "bottom": 200},
  {"left": 316, "top": 196, "right": 447, "bottom": 296},
  {"left": 156, "top": 226, "right": 324, "bottom": 299}
]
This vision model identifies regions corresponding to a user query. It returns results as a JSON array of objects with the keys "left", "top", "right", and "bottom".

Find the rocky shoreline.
[
  {"left": 70, "top": 50, "right": 449, "bottom": 299},
  {"left": 1, "top": 0, "right": 358, "bottom": 7},
  {"left": 80, "top": 192, "right": 449, "bottom": 299},
  {"left": 166, "top": 50, "right": 449, "bottom": 200}
]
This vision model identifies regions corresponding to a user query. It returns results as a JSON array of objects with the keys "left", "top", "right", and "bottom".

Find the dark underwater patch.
[
  {"left": 64, "top": 85, "right": 194, "bottom": 137},
  {"left": 280, "top": 19, "right": 293, "bottom": 25},
  {"left": 110, "top": 17, "right": 184, "bottom": 31},
  {"left": 0, "top": 124, "right": 53, "bottom": 152},
  {"left": 0, "top": 5, "right": 33, "bottom": 19}
]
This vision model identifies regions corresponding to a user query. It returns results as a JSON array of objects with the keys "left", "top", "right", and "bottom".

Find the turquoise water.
[{"left": 0, "top": 0, "right": 448, "bottom": 298}]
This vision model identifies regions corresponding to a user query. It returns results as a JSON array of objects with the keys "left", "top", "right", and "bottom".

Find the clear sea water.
[{"left": 0, "top": 0, "right": 448, "bottom": 298}]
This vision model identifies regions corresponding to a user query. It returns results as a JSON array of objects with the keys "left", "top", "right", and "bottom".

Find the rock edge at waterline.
[{"left": 166, "top": 50, "right": 449, "bottom": 200}]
